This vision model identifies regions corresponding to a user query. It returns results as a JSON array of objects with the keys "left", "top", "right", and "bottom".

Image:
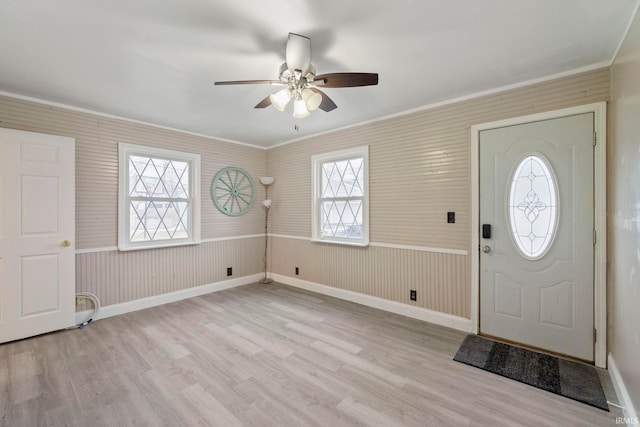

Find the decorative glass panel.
[
  {"left": 321, "top": 200, "right": 363, "bottom": 238},
  {"left": 508, "top": 155, "right": 558, "bottom": 259},
  {"left": 321, "top": 158, "right": 363, "bottom": 198},
  {"left": 320, "top": 157, "right": 364, "bottom": 239},
  {"left": 129, "top": 156, "right": 189, "bottom": 198},
  {"left": 129, "top": 200, "right": 190, "bottom": 242},
  {"left": 128, "top": 154, "right": 191, "bottom": 242}
]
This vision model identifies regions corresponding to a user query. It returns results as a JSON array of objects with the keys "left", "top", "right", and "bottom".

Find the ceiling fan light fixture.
[
  {"left": 270, "top": 88, "right": 291, "bottom": 111},
  {"left": 215, "top": 33, "right": 378, "bottom": 117},
  {"left": 293, "top": 97, "right": 310, "bottom": 119},
  {"left": 302, "top": 88, "right": 322, "bottom": 111}
]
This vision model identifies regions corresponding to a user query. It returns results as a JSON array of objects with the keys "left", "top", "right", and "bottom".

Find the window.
[
  {"left": 312, "top": 146, "right": 369, "bottom": 246},
  {"left": 118, "top": 143, "right": 200, "bottom": 251},
  {"left": 508, "top": 154, "right": 558, "bottom": 259}
]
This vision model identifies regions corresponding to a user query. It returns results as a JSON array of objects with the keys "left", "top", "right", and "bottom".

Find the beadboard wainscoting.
[
  {"left": 74, "top": 273, "right": 263, "bottom": 324},
  {"left": 269, "top": 235, "right": 470, "bottom": 319},
  {"left": 76, "top": 237, "right": 265, "bottom": 308}
]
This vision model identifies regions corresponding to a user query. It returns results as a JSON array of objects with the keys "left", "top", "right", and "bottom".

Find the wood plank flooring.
[{"left": 0, "top": 283, "right": 622, "bottom": 426}]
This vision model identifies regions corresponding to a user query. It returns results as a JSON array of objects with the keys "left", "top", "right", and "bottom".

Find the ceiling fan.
[{"left": 215, "top": 33, "right": 378, "bottom": 119}]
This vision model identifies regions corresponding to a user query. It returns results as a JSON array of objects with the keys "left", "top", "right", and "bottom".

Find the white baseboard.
[
  {"left": 609, "top": 354, "right": 639, "bottom": 424},
  {"left": 74, "top": 272, "right": 473, "bottom": 334},
  {"left": 75, "top": 273, "right": 262, "bottom": 324},
  {"left": 270, "top": 273, "right": 472, "bottom": 333}
]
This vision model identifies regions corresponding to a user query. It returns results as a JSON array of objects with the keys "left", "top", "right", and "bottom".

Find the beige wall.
[
  {"left": 610, "top": 10, "right": 640, "bottom": 413},
  {"left": 0, "top": 95, "right": 267, "bottom": 306},
  {"left": 0, "top": 68, "right": 613, "bottom": 317},
  {"left": 267, "top": 69, "right": 609, "bottom": 317}
]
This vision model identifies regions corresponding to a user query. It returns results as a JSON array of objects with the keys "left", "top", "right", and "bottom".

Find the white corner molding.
[
  {"left": 269, "top": 234, "right": 468, "bottom": 256},
  {"left": 608, "top": 354, "right": 638, "bottom": 424},
  {"left": 0, "top": 90, "right": 266, "bottom": 150},
  {"left": 75, "top": 246, "right": 119, "bottom": 254},
  {"left": 370, "top": 241, "right": 468, "bottom": 256},
  {"left": 268, "top": 62, "right": 610, "bottom": 149},
  {"left": 75, "top": 234, "right": 265, "bottom": 254},
  {"left": 270, "top": 273, "right": 472, "bottom": 333},
  {"left": 75, "top": 273, "right": 262, "bottom": 324}
]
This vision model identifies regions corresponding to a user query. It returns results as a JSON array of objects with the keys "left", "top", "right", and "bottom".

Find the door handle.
[
  {"left": 61, "top": 240, "right": 71, "bottom": 247},
  {"left": 481, "top": 245, "right": 491, "bottom": 253}
]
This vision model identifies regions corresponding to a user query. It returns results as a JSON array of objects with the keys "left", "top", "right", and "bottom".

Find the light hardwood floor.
[{"left": 0, "top": 282, "right": 622, "bottom": 426}]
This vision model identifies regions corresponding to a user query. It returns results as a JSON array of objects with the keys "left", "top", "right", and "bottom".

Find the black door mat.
[{"left": 453, "top": 334, "right": 608, "bottom": 411}]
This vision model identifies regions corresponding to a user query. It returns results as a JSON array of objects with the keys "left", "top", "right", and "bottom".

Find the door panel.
[
  {"left": 0, "top": 128, "right": 75, "bottom": 343},
  {"left": 21, "top": 254, "right": 60, "bottom": 316},
  {"left": 539, "top": 281, "right": 574, "bottom": 328},
  {"left": 494, "top": 273, "right": 523, "bottom": 318},
  {"left": 22, "top": 176, "right": 59, "bottom": 234},
  {"left": 479, "top": 113, "right": 594, "bottom": 361}
]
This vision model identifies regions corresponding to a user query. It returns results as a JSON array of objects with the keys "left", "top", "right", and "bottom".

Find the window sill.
[
  {"left": 118, "top": 239, "right": 201, "bottom": 252},
  {"left": 311, "top": 238, "right": 369, "bottom": 248}
]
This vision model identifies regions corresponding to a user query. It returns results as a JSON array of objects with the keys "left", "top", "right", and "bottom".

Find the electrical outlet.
[
  {"left": 410, "top": 290, "right": 417, "bottom": 301},
  {"left": 447, "top": 212, "right": 455, "bottom": 223},
  {"left": 226, "top": 267, "right": 232, "bottom": 276},
  {"left": 295, "top": 267, "right": 299, "bottom": 275}
]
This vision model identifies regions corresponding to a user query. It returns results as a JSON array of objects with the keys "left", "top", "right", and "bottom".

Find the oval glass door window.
[{"left": 508, "top": 154, "right": 558, "bottom": 259}]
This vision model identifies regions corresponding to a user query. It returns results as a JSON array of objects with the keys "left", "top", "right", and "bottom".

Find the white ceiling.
[{"left": 0, "top": 1, "right": 637, "bottom": 147}]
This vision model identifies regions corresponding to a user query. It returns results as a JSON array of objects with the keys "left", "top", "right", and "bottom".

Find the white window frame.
[
  {"left": 311, "top": 145, "right": 369, "bottom": 246},
  {"left": 118, "top": 143, "right": 201, "bottom": 251}
]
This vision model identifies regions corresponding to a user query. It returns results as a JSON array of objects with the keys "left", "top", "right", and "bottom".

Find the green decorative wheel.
[{"left": 212, "top": 167, "right": 255, "bottom": 216}]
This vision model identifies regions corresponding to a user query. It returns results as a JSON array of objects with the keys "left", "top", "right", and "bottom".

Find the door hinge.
[
  {"left": 593, "top": 229, "right": 597, "bottom": 245},
  {"left": 594, "top": 328, "right": 597, "bottom": 343},
  {"left": 593, "top": 131, "right": 597, "bottom": 146}
]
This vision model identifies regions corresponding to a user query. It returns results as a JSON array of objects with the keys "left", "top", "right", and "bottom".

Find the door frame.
[{"left": 470, "top": 102, "right": 607, "bottom": 367}]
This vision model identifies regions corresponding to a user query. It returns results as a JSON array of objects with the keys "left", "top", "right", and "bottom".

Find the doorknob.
[
  {"left": 481, "top": 245, "right": 491, "bottom": 253},
  {"left": 61, "top": 240, "right": 71, "bottom": 247}
]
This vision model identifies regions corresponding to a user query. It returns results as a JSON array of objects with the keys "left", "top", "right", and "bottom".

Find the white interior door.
[
  {"left": 0, "top": 128, "right": 75, "bottom": 343},
  {"left": 479, "top": 113, "right": 594, "bottom": 361}
]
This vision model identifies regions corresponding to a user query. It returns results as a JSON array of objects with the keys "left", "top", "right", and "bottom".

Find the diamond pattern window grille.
[
  {"left": 320, "top": 157, "right": 364, "bottom": 239},
  {"left": 127, "top": 155, "right": 191, "bottom": 242}
]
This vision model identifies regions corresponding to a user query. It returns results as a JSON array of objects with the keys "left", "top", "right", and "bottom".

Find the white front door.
[
  {"left": 0, "top": 128, "right": 75, "bottom": 343},
  {"left": 479, "top": 113, "right": 594, "bottom": 361}
]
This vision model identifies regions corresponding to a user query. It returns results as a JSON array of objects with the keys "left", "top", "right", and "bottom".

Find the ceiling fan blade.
[
  {"left": 285, "top": 33, "right": 311, "bottom": 76},
  {"left": 254, "top": 95, "right": 272, "bottom": 109},
  {"left": 310, "top": 88, "right": 337, "bottom": 112},
  {"left": 314, "top": 73, "right": 378, "bottom": 88},
  {"left": 215, "top": 80, "right": 282, "bottom": 86}
]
